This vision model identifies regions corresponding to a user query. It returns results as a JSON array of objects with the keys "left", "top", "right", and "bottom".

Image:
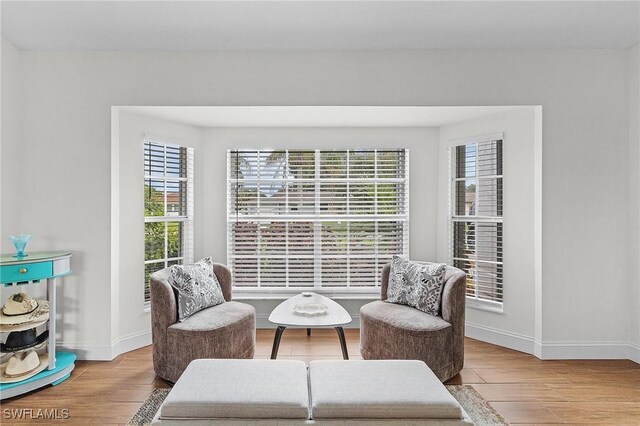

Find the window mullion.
[
  {"left": 257, "top": 150, "right": 262, "bottom": 288},
  {"left": 257, "top": 222, "right": 262, "bottom": 289},
  {"left": 313, "top": 149, "right": 322, "bottom": 289},
  {"left": 164, "top": 221, "right": 168, "bottom": 269},
  {"left": 473, "top": 144, "right": 479, "bottom": 300},
  {"left": 374, "top": 149, "right": 378, "bottom": 216},
  {"left": 374, "top": 149, "right": 379, "bottom": 286},
  {"left": 163, "top": 144, "right": 168, "bottom": 217},
  {"left": 346, "top": 151, "right": 350, "bottom": 288},
  {"left": 285, "top": 150, "right": 290, "bottom": 288},
  {"left": 285, "top": 221, "right": 289, "bottom": 288}
]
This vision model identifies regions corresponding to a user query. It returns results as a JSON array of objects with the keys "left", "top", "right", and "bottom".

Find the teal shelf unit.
[{"left": 0, "top": 251, "right": 75, "bottom": 399}]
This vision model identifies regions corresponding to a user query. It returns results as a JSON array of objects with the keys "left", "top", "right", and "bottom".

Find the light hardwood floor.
[{"left": 2, "top": 329, "right": 639, "bottom": 424}]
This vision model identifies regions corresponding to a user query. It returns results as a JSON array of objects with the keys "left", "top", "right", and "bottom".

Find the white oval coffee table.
[{"left": 268, "top": 293, "right": 352, "bottom": 359}]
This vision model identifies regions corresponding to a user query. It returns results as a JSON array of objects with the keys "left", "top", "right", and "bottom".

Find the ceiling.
[
  {"left": 117, "top": 106, "right": 530, "bottom": 128},
  {"left": 2, "top": 1, "right": 639, "bottom": 51}
]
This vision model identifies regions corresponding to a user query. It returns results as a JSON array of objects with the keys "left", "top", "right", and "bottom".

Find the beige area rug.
[
  {"left": 128, "top": 385, "right": 507, "bottom": 425},
  {"left": 447, "top": 385, "right": 508, "bottom": 425}
]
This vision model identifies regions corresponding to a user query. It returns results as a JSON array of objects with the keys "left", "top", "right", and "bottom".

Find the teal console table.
[{"left": 0, "top": 251, "right": 76, "bottom": 399}]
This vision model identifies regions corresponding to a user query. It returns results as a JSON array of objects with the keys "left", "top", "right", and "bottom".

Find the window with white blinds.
[
  {"left": 144, "top": 140, "right": 194, "bottom": 305},
  {"left": 450, "top": 135, "right": 503, "bottom": 307},
  {"left": 227, "top": 149, "right": 409, "bottom": 293}
]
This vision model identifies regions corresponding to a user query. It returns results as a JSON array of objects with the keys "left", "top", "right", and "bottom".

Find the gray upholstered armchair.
[
  {"left": 150, "top": 263, "right": 256, "bottom": 383},
  {"left": 359, "top": 262, "right": 466, "bottom": 382}
]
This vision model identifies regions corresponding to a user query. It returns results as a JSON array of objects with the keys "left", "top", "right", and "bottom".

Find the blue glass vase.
[{"left": 10, "top": 234, "right": 32, "bottom": 258}]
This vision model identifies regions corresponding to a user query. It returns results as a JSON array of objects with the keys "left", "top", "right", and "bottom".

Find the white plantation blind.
[
  {"left": 450, "top": 134, "right": 503, "bottom": 306},
  {"left": 227, "top": 149, "right": 409, "bottom": 292},
  {"left": 144, "top": 140, "right": 194, "bottom": 305}
]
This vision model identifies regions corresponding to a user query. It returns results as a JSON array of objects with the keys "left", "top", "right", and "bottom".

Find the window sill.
[
  {"left": 233, "top": 291, "right": 380, "bottom": 301},
  {"left": 466, "top": 298, "right": 504, "bottom": 314}
]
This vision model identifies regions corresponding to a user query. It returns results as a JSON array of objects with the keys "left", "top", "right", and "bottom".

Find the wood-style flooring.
[{"left": 1, "top": 328, "right": 639, "bottom": 424}]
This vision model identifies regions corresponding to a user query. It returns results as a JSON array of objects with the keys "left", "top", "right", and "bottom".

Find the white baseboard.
[
  {"left": 465, "top": 322, "right": 535, "bottom": 354},
  {"left": 535, "top": 340, "right": 640, "bottom": 362},
  {"left": 111, "top": 330, "right": 152, "bottom": 359},
  {"left": 465, "top": 322, "right": 639, "bottom": 363},
  {"left": 61, "top": 322, "right": 640, "bottom": 364},
  {"left": 58, "top": 331, "right": 152, "bottom": 361},
  {"left": 56, "top": 342, "right": 114, "bottom": 361},
  {"left": 630, "top": 343, "right": 640, "bottom": 364}
]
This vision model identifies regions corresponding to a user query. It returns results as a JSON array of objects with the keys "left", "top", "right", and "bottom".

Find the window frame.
[
  {"left": 143, "top": 139, "right": 195, "bottom": 309},
  {"left": 448, "top": 132, "right": 504, "bottom": 313},
  {"left": 227, "top": 148, "right": 410, "bottom": 298}
]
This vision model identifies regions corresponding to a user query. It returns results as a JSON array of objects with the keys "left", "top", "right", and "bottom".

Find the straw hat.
[
  {"left": 2, "top": 293, "right": 38, "bottom": 316},
  {"left": 0, "top": 298, "right": 49, "bottom": 326},
  {"left": 0, "top": 351, "right": 48, "bottom": 383},
  {"left": 0, "top": 318, "right": 48, "bottom": 333}
]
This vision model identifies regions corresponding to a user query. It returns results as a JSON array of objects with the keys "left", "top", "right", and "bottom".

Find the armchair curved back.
[
  {"left": 379, "top": 262, "right": 466, "bottom": 334},
  {"left": 149, "top": 262, "right": 234, "bottom": 377},
  {"left": 379, "top": 261, "right": 466, "bottom": 376},
  {"left": 149, "top": 268, "right": 176, "bottom": 377}
]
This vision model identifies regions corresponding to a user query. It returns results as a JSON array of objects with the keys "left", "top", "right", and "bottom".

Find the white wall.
[
  {"left": 112, "top": 111, "right": 203, "bottom": 355},
  {"left": 1, "top": 38, "right": 21, "bottom": 253},
  {"left": 2, "top": 44, "right": 634, "bottom": 359},
  {"left": 629, "top": 43, "right": 640, "bottom": 361},
  {"left": 437, "top": 108, "right": 539, "bottom": 353}
]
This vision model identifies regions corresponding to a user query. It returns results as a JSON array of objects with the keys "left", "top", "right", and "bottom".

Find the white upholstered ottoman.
[{"left": 152, "top": 359, "right": 473, "bottom": 425}]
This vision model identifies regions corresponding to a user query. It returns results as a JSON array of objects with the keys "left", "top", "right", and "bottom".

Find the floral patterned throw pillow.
[
  {"left": 385, "top": 256, "right": 447, "bottom": 316},
  {"left": 169, "top": 257, "right": 226, "bottom": 321}
]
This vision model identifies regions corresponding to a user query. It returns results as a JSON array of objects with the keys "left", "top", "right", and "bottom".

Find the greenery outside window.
[{"left": 144, "top": 140, "right": 194, "bottom": 306}]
